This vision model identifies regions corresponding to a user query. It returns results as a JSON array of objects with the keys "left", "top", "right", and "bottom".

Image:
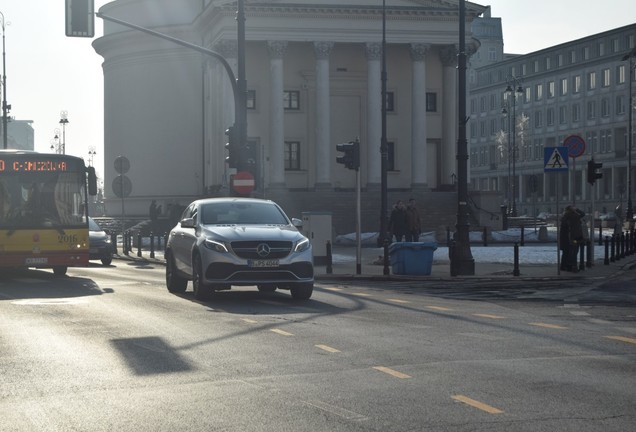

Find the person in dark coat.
[
  {"left": 560, "top": 205, "right": 585, "bottom": 272},
  {"left": 405, "top": 198, "right": 422, "bottom": 242},
  {"left": 388, "top": 200, "right": 408, "bottom": 242}
]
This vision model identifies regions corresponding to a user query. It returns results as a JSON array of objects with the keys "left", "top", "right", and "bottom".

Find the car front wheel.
[
  {"left": 192, "top": 254, "right": 213, "bottom": 300},
  {"left": 290, "top": 282, "right": 313, "bottom": 300},
  {"left": 166, "top": 251, "right": 187, "bottom": 293}
]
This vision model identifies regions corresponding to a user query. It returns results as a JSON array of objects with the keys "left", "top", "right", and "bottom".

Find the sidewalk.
[{"left": 115, "top": 243, "right": 636, "bottom": 282}]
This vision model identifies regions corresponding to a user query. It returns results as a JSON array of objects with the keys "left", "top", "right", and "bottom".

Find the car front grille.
[
  {"left": 230, "top": 241, "right": 293, "bottom": 259},
  {"left": 206, "top": 262, "right": 313, "bottom": 281}
]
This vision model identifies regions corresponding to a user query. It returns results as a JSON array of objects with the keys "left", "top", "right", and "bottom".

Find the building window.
[
  {"left": 548, "top": 81, "right": 555, "bottom": 98},
  {"left": 547, "top": 107, "right": 555, "bottom": 126},
  {"left": 583, "top": 46, "right": 590, "bottom": 60},
  {"left": 387, "top": 142, "right": 395, "bottom": 171},
  {"left": 572, "top": 103, "right": 580, "bottom": 122},
  {"left": 534, "top": 111, "right": 543, "bottom": 128},
  {"left": 560, "top": 78, "right": 568, "bottom": 96},
  {"left": 617, "top": 95, "right": 626, "bottom": 115},
  {"left": 490, "top": 119, "right": 497, "bottom": 136},
  {"left": 558, "top": 54, "right": 564, "bottom": 67},
  {"left": 570, "top": 50, "right": 576, "bottom": 63},
  {"left": 600, "top": 129, "right": 612, "bottom": 152},
  {"left": 426, "top": 92, "right": 437, "bottom": 112},
  {"left": 617, "top": 65, "right": 626, "bottom": 84},
  {"left": 480, "top": 96, "right": 486, "bottom": 113},
  {"left": 488, "top": 47, "right": 497, "bottom": 61},
  {"left": 573, "top": 75, "right": 581, "bottom": 93},
  {"left": 598, "top": 42, "right": 605, "bottom": 56},
  {"left": 587, "top": 100, "right": 596, "bottom": 120},
  {"left": 534, "top": 60, "right": 539, "bottom": 73},
  {"left": 602, "top": 68, "right": 611, "bottom": 87},
  {"left": 385, "top": 92, "right": 395, "bottom": 112},
  {"left": 535, "top": 83, "right": 543, "bottom": 100},
  {"left": 470, "top": 98, "right": 476, "bottom": 114},
  {"left": 559, "top": 106, "right": 567, "bottom": 124},
  {"left": 524, "top": 87, "right": 531, "bottom": 103},
  {"left": 246, "top": 90, "right": 256, "bottom": 110},
  {"left": 284, "top": 141, "right": 301, "bottom": 170},
  {"left": 601, "top": 97, "right": 610, "bottom": 117},
  {"left": 587, "top": 71, "right": 596, "bottom": 90},
  {"left": 480, "top": 121, "right": 486, "bottom": 137},
  {"left": 283, "top": 90, "right": 300, "bottom": 110},
  {"left": 546, "top": 56, "right": 551, "bottom": 70},
  {"left": 612, "top": 38, "right": 619, "bottom": 53}
]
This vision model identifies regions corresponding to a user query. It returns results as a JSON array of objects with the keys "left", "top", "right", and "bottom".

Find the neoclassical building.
[{"left": 93, "top": 0, "right": 485, "bottom": 230}]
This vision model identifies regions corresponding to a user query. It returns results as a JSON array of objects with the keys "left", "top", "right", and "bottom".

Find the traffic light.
[
  {"left": 336, "top": 140, "right": 360, "bottom": 170},
  {"left": 65, "top": 0, "right": 95, "bottom": 38},
  {"left": 587, "top": 159, "right": 603, "bottom": 185},
  {"left": 225, "top": 126, "right": 239, "bottom": 168}
]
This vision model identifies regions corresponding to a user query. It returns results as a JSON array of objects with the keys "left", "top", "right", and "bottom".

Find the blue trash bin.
[{"left": 389, "top": 242, "right": 438, "bottom": 275}]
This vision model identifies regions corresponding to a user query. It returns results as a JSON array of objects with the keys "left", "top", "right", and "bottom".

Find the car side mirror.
[
  {"left": 180, "top": 218, "right": 196, "bottom": 229},
  {"left": 291, "top": 218, "right": 302, "bottom": 228}
]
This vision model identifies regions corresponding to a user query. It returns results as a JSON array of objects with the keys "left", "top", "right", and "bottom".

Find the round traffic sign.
[
  {"left": 563, "top": 135, "right": 586, "bottom": 158},
  {"left": 114, "top": 156, "right": 130, "bottom": 174},
  {"left": 112, "top": 175, "right": 132, "bottom": 198},
  {"left": 232, "top": 171, "right": 255, "bottom": 195}
]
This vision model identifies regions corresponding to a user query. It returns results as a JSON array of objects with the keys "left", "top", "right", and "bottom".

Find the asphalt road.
[{"left": 1, "top": 262, "right": 635, "bottom": 431}]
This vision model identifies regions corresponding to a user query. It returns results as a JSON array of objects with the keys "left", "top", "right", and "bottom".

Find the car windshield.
[
  {"left": 88, "top": 217, "right": 102, "bottom": 232},
  {"left": 200, "top": 201, "right": 289, "bottom": 225}
]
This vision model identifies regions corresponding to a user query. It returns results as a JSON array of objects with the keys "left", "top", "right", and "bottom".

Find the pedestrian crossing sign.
[{"left": 544, "top": 146, "right": 568, "bottom": 172}]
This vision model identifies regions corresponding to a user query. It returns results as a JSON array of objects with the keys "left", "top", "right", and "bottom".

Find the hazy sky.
[{"left": 2, "top": 1, "right": 635, "bottom": 180}]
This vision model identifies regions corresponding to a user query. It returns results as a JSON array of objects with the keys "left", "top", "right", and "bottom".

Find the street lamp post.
[
  {"left": 59, "top": 111, "right": 69, "bottom": 154},
  {"left": 501, "top": 103, "right": 511, "bottom": 210},
  {"left": 50, "top": 129, "right": 61, "bottom": 154},
  {"left": 1, "top": 11, "right": 9, "bottom": 149},
  {"left": 88, "top": 147, "right": 97, "bottom": 167},
  {"left": 504, "top": 77, "right": 523, "bottom": 217},
  {"left": 622, "top": 47, "right": 636, "bottom": 222}
]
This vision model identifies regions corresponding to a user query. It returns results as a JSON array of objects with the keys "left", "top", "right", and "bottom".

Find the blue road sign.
[{"left": 544, "top": 146, "right": 569, "bottom": 172}]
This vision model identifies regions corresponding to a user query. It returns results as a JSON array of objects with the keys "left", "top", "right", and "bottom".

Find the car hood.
[{"left": 201, "top": 224, "right": 305, "bottom": 242}]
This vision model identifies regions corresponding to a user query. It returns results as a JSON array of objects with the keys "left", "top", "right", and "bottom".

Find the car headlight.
[
  {"left": 294, "top": 238, "right": 310, "bottom": 253},
  {"left": 203, "top": 238, "right": 229, "bottom": 253}
]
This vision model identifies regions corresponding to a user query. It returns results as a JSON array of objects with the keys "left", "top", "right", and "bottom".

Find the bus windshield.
[{"left": 1, "top": 168, "right": 87, "bottom": 230}]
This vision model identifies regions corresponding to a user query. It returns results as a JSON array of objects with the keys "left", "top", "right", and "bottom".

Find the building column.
[
  {"left": 365, "top": 42, "right": 382, "bottom": 186},
  {"left": 268, "top": 41, "right": 288, "bottom": 187},
  {"left": 410, "top": 43, "right": 430, "bottom": 189},
  {"left": 314, "top": 41, "right": 334, "bottom": 188},
  {"left": 440, "top": 45, "right": 458, "bottom": 187}
]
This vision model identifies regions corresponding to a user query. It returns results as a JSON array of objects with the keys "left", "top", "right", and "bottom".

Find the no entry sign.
[{"left": 232, "top": 171, "right": 255, "bottom": 195}]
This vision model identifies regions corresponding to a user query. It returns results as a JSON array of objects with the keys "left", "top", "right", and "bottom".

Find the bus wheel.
[{"left": 53, "top": 266, "right": 68, "bottom": 276}]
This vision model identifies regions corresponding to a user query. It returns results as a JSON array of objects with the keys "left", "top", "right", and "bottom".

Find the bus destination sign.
[{"left": 0, "top": 159, "right": 72, "bottom": 173}]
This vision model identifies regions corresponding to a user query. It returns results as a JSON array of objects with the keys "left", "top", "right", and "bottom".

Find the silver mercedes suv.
[{"left": 165, "top": 198, "right": 314, "bottom": 300}]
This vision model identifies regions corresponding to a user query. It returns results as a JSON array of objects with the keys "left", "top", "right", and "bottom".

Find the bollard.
[
  {"left": 383, "top": 237, "right": 390, "bottom": 276},
  {"left": 604, "top": 236, "right": 610, "bottom": 265},
  {"left": 610, "top": 234, "right": 616, "bottom": 262},
  {"left": 123, "top": 231, "right": 129, "bottom": 255},
  {"left": 137, "top": 232, "right": 142, "bottom": 257},
  {"left": 513, "top": 242, "right": 520, "bottom": 276},
  {"left": 620, "top": 232, "right": 626, "bottom": 259},
  {"left": 449, "top": 240, "right": 457, "bottom": 277},
  {"left": 326, "top": 241, "right": 333, "bottom": 274},
  {"left": 150, "top": 232, "right": 155, "bottom": 259},
  {"left": 110, "top": 232, "right": 118, "bottom": 254},
  {"left": 446, "top": 226, "right": 451, "bottom": 246},
  {"left": 520, "top": 226, "right": 525, "bottom": 247},
  {"left": 598, "top": 223, "right": 603, "bottom": 246},
  {"left": 578, "top": 242, "right": 585, "bottom": 271},
  {"left": 483, "top": 226, "right": 488, "bottom": 247},
  {"left": 586, "top": 240, "right": 592, "bottom": 268}
]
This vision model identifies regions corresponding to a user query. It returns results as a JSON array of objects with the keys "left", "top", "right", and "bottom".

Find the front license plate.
[
  {"left": 248, "top": 259, "right": 279, "bottom": 268},
  {"left": 25, "top": 257, "right": 48, "bottom": 265}
]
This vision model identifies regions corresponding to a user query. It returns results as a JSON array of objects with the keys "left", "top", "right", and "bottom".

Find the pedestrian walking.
[
  {"left": 405, "top": 198, "right": 422, "bottom": 242},
  {"left": 559, "top": 205, "right": 585, "bottom": 272},
  {"left": 388, "top": 200, "right": 408, "bottom": 242}
]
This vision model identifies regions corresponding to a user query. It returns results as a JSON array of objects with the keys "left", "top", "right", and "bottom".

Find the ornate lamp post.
[
  {"left": 501, "top": 103, "right": 512, "bottom": 210},
  {"left": 504, "top": 77, "right": 523, "bottom": 217},
  {"left": 88, "top": 147, "right": 97, "bottom": 167},
  {"left": 50, "top": 129, "right": 61, "bottom": 154},
  {"left": 59, "top": 110, "right": 69, "bottom": 155},
  {"left": 622, "top": 47, "right": 636, "bottom": 222},
  {"left": 1, "top": 11, "right": 9, "bottom": 149}
]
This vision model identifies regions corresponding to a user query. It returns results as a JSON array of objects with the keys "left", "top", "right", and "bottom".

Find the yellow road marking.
[
  {"left": 452, "top": 395, "right": 504, "bottom": 414},
  {"left": 474, "top": 313, "right": 506, "bottom": 319},
  {"left": 387, "top": 298, "right": 410, "bottom": 304},
  {"left": 605, "top": 335, "right": 636, "bottom": 344},
  {"left": 427, "top": 305, "right": 452, "bottom": 311},
  {"left": 529, "top": 322, "right": 568, "bottom": 329},
  {"left": 315, "top": 344, "right": 341, "bottom": 353},
  {"left": 241, "top": 318, "right": 258, "bottom": 324},
  {"left": 372, "top": 366, "right": 411, "bottom": 379},
  {"left": 325, "top": 287, "right": 343, "bottom": 292},
  {"left": 351, "top": 292, "right": 372, "bottom": 297},
  {"left": 270, "top": 329, "right": 294, "bottom": 336}
]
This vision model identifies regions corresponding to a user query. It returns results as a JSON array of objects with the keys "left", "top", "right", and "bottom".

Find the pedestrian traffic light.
[
  {"left": 587, "top": 159, "right": 603, "bottom": 185},
  {"left": 225, "top": 126, "right": 239, "bottom": 168},
  {"left": 65, "top": 0, "right": 95, "bottom": 38},
  {"left": 336, "top": 140, "right": 360, "bottom": 170}
]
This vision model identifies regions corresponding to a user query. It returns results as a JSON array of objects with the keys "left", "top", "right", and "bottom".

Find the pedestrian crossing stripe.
[{"left": 544, "top": 146, "right": 569, "bottom": 172}]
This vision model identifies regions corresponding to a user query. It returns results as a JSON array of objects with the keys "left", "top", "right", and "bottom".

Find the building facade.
[
  {"left": 469, "top": 24, "right": 636, "bottom": 218},
  {"left": 92, "top": 0, "right": 486, "bottom": 226}
]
